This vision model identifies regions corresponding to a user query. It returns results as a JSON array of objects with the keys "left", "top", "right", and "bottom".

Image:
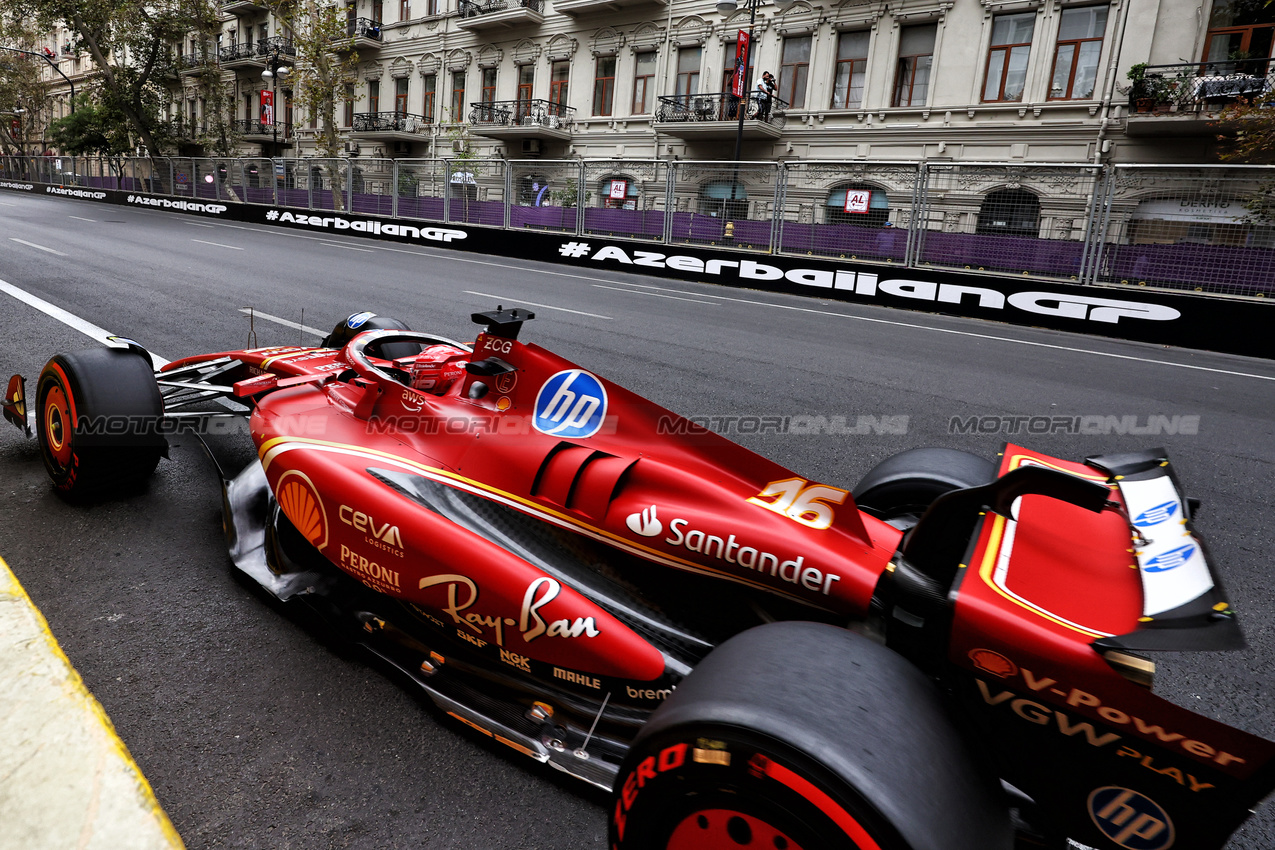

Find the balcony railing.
[
  {"left": 655, "top": 91, "right": 789, "bottom": 127},
  {"left": 177, "top": 52, "right": 216, "bottom": 70},
  {"left": 232, "top": 119, "right": 292, "bottom": 136},
  {"left": 459, "top": 0, "right": 543, "bottom": 17},
  {"left": 1127, "top": 59, "right": 1274, "bottom": 114},
  {"left": 469, "top": 98, "right": 574, "bottom": 128},
  {"left": 346, "top": 17, "right": 383, "bottom": 40},
  {"left": 219, "top": 42, "right": 258, "bottom": 62},
  {"left": 352, "top": 112, "right": 431, "bottom": 133},
  {"left": 257, "top": 36, "right": 296, "bottom": 58}
]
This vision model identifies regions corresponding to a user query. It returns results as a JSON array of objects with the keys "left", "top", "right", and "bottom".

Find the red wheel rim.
[
  {"left": 666, "top": 809, "right": 805, "bottom": 850},
  {"left": 43, "top": 384, "right": 73, "bottom": 468}
]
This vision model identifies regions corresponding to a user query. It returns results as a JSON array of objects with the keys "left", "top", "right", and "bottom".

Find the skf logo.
[
  {"left": 1087, "top": 787, "right": 1174, "bottom": 849},
  {"left": 277, "top": 471, "right": 328, "bottom": 551},
  {"left": 626, "top": 506, "right": 663, "bottom": 537},
  {"left": 1133, "top": 501, "right": 1178, "bottom": 527},
  {"left": 1144, "top": 545, "right": 1195, "bottom": 573},
  {"left": 533, "top": 369, "right": 607, "bottom": 438}
]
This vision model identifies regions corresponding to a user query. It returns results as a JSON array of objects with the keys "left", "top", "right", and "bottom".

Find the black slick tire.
[{"left": 854, "top": 447, "right": 996, "bottom": 526}]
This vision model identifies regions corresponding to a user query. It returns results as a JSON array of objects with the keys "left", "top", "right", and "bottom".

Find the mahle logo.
[{"left": 533, "top": 369, "right": 608, "bottom": 438}]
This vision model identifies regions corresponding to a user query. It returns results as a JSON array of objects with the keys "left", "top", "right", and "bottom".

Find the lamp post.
[
  {"left": 261, "top": 49, "right": 291, "bottom": 157},
  {"left": 0, "top": 46, "right": 75, "bottom": 116},
  {"left": 714, "top": 0, "right": 792, "bottom": 225}
]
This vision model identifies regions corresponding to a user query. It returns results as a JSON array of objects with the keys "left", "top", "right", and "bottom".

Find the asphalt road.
[{"left": 1, "top": 190, "right": 1273, "bottom": 849}]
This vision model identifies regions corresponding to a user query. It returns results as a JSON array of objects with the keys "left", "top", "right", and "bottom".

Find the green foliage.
[
  {"left": 1215, "top": 92, "right": 1275, "bottom": 221},
  {"left": 0, "top": 20, "right": 53, "bottom": 154},
  {"left": 47, "top": 94, "right": 131, "bottom": 154}
]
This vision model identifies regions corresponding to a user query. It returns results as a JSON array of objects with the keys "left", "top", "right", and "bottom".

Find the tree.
[
  {"left": 47, "top": 94, "right": 131, "bottom": 154},
  {"left": 14, "top": 0, "right": 218, "bottom": 156},
  {"left": 264, "top": 0, "right": 359, "bottom": 210},
  {"left": 0, "top": 20, "right": 53, "bottom": 156},
  {"left": 1215, "top": 92, "right": 1275, "bottom": 221}
]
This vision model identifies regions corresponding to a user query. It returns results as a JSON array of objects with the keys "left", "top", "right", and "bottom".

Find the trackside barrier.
[{"left": 2, "top": 155, "right": 1273, "bottom": 297}]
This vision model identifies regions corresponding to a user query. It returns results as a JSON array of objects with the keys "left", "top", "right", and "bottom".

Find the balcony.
[
  {"left": 177, "top": 53, "right": 217, "bottom": 75},
  {"left": 553, "top": 0, "right": 663, "bottom": 15},
  {"left": 467, "top": 99, "right": 574, "bottom": 141},
  {"left": 219, "top": 0, "right": 265, "bottom": 14},
  {"left": 653, "top": 91, "right": 787, "bottom": 140},
  {"left": 336, "top": 18, "right": 384, "bottom": 51},
  {"left": 232, "top": 119, "right": 292, "bottom": 142},
  {"left": 1125, "top": 59, "right": 1273, "bottom": 134},
  {"left": 350, "top": 112, "right": 432, "bottom": 142},
  {"left": 219, "top": 41, "right": 264, "bottom": 70},
  {"left": 257, "top": 36, "right": 296, "bottom": 61},
  {"left": 456, "top": 0, "right": 544, "bottom": 31}
]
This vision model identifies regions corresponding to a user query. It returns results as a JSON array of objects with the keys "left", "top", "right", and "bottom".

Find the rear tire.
[
  {"left": 610, "top": 622, "right": 1011, "bottom": 850},
  {"left": 36, "top": 348, "right": 165, "bottom": 498},
  {"left": 854, "top": 448, "right": 996, "bottom": 529}
]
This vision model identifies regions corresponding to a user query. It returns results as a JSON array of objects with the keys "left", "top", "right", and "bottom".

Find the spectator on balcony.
[{"left": 757, "top": 72, "right": 776, "bottom": 121}]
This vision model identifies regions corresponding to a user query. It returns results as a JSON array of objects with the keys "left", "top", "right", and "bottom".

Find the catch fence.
[{"left": 2, "top": 154, "right": 1271, "bottom": 297}]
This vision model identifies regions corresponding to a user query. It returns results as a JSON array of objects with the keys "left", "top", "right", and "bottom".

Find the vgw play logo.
[{"left": 533, "top": 370, "right": 608, "bottom": 438}]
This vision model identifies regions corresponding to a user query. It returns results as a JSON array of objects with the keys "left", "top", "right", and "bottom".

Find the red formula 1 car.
[{"left": 6, "top": 307, "right": 1274, "bottom": 850}]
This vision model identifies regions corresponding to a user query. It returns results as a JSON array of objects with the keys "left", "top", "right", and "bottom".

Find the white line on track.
[
  {"left": 90, "top": 205, "right": 1275, "bottom": 381},
  {"left": 68, "top": 215, "right": 96, "bottom": 223},
  {"left": 192, "top": 239, "right": 242, "bottom": 250},
  {"left": 0, "top": 277, "right": 170, "bottom": 367},
  {"left": 463, "top": 291, "right": 613, "bottom": 320},
  {"left": 318, "top": 241, "right": 374, "bottom": 252},
  {"left": 0, "top": 201, "right": 17, "bottom": 206},
  {"left": 182, "top": 221, "right": 216, "bottom": 228},
  {"left": 9, "top": 238, "right": 67, "bottom": 256},
  {"left": 592, "top": 283, "right": 718, "bottom": 305},
  {"left": 237, "top": 308, "right": 327, "bottom": 338}
]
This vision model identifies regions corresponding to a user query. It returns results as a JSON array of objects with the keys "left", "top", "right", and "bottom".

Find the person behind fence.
[{"left": 757, "top": 72, "right": 776, "bottom": 120}]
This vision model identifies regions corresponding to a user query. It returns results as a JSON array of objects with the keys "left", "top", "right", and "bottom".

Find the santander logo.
[{"left": 626, "top": 506, "right": 663, "bottom": 537}]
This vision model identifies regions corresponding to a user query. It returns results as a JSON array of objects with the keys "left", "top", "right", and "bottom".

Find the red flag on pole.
[
  {"left": 260, "top": 90, "right": 274, "bottom": 126},
  {"left": 732, "top": 31, "right": 750, "bottom": 98}
]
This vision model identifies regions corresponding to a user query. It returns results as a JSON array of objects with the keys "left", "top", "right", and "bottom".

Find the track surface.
[{"left": 1, "top": 191, "right": 1273, "bottom": 849}]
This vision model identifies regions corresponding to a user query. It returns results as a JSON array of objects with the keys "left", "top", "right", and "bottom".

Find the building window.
[
  {"left": 1203, "top": 0, "right": 1275, "bottom": 69},
  {"left": 831, "top": 31, "right": 869, "bottom": 109},
  {"left": 284, "top": 89, "right": 293, "bottom": 126},
  {"left": 395, "top": 77, "right": 409, "bottom": 115},
  {"left": 779, "top": 36, "right": 811, "bottom": 109},
  {"left": 481, "top": 68, "right": 497, "bottom": 104},
  {"left": 422, "top": 73, "right": 436, "bottom": 122},
  {"left": 983, "top": 12, "right": 1036, "bottom": 102},
  {"left": 400, "top": 0, "right": 411, "bottom": 21},
  {"left": 369, "top": 79, "right": 380, "bottom": 113},
  {"left": 550, "top": 60, "right": 570, "bottom": 107},
  {"left": 426, "top": 0, "right": 439, "bottom": 14},
  {"left": 343, "top": 83, "right": 354, "bottom": 126},
  {"left": 243, "top": 92, "right": 252, "bottom": 122},
  {"left": 518, "top": 64, "right": 534, "bottom": 103},
  {"left": 675, "top": 46, "right": 701, "bottom": 103},
  {"left": 593, "top": 56, "right": 616, "bottom": 116},
  {"left": 893, "top": 23, "right": 936, "bottom": 106},
  {"left": 976, "top": 189, "right": 1040, "bottom": 238},
  {"left": 633, "top": 51, "right": 656, "bottom": 113},
  {"left": 1050, "top": 7, "right": 1107, "bottom": 99},
  {"left": 373, "top": 0, "right": 383, "bottom": 21},
  {"left": 698, "top": 181, "right": 747, "bottom": 220},
  {"left": 451, "top": 71, "right": 466, "bottom": 119},
  {"left": 721, "top": 38, "right": 755, "bottom": 92}
]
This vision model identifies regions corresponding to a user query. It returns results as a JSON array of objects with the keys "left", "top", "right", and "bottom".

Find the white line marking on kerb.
[
  {"left": 464, "top": 291, "right": 613, "bottom": 320},
  {"left": 238, "top": 308, "right": 327, "bottom": 338},
  {"left": 9, "top": 238, "right": 67, "bottom": 256},
  {"left": 0, "top": 278, "right": 169, "bottom": 367},
  {"left": 192, "top": 239, "right": 242, "bottom": 250}
]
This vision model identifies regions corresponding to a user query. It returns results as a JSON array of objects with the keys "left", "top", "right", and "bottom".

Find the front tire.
[{"left": 36, "top": 348, "right": 165, "bottom": 497}]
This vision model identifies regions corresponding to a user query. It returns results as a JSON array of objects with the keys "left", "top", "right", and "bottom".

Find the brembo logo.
[
  {"left": 626, "top": 506, "right": 663, "bottom": 537},
  {"left": 584, "top": 247, "right": 1181, "bottom": 325}
]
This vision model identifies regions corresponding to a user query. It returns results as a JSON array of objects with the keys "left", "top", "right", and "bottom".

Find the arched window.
[
  {"left": 518, "top": 173, "right": 552, "bottom": 206},
  {"left": 976, "top": 188, "right": 1040, "bottom": 237},
  {"left": 598, "top": 176, "right": 639, "bottom": 209},
  {"left": 825, "top": 183, "right": 889, "bottom": 227},
  {"left": 698, "top": 180, "right": 747, "bottom": 219}
]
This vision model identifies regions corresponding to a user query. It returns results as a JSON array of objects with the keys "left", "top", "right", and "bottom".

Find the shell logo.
[
  {"left": 968, "top": 648, "right": 1018, "bottom": 679},
  {"left": 277, "top": 470, "right": 328, "bottom": 551}
]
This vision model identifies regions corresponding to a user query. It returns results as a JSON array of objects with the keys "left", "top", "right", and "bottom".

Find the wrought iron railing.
[
  {"left": 219, "top": 42, "right": 258, "bottom": 62},
  {"left": 232, "top": 119, "right": 292, "bottom": 136},
  {"left": 177, "top": 52, "right": 216, "bottom": 70},
  {"left": 258, "top": 36, "right": 296, "bottom": 58},
  {"left": 346, "top": 17, "right": 383, "bottom": 40},
  {"left": 1127, "top": 59, "right": 1274, "bottom": 114},
  {"left": 352, "top": 112, "right": 431, "bottom": 132},
  {"left": 458, "top": 0, "right": 543, "bottom": 17},
  {"left": 468, "top": 99, "right": 575, "bottom": 128},
  {"left": 655, "top": 91, "right": 789, "bottom": 128}
]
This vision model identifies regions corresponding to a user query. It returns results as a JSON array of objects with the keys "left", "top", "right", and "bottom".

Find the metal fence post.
[
  {"left": 772, "top": 162, "right": 786, "bottom": 255},
  {"left": 346, "top": 159, "right": 353, "bottom": 212},
  {"left": 576, "top": 160, "right": 585, "bottom": 235},
  {"left": 504, "top": 163, "right": 512, "bottom": 230},
  {"left": 662, "top": 163, "right": 675, "bottom": 246}
]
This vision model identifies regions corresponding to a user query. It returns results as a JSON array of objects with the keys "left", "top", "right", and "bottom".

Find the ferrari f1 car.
[{"left": 6, "top": 307, "right": 1273, "bottom": 850}]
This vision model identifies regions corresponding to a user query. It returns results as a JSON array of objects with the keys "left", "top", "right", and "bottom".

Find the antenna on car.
[
  {"left": 242, "top": 306, "right": 258, "bottom": 349},
  {"left": 471, "top": 305, "right": 536, "bottom": 340}
]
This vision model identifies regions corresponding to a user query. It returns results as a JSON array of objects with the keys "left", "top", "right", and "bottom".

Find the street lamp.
[
  {"left": 714, "top": 0, "right": 793, "bottom": 224},
  {"left": 261, "top": 51, "right": 291, "bottom": 157}
]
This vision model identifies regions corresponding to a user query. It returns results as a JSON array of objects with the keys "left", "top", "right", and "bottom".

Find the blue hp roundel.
[
  {"left": 534, "top": 370, "right": 608, "bottom": 438},
  {"left": 347, "top": 311, "right": 376, "bottom": 329},
  {"left": 1087, "top": 787, "right": 1174, "bottom": 849},
  {"left": 1144, "top": 544, "right": 1196, "bottom": 573},
  {"left": 1133, "top": 501, "right": 1179, "bottom": 527}
]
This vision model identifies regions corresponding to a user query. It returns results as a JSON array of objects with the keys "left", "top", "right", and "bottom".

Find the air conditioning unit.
[
  {"left": 452, "top": 139, "right": 469, "bottom": 153},
  {"left": 392, "top": 141, "right": 411, "bottom": 154},
  {"left": 521, "top": 138, "right": 542, "bottom": 156},
  {"left": 343, "top": 141, "right": 360, "bottom": 155}
]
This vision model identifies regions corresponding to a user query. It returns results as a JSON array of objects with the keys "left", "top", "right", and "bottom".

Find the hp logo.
[
  {"left": 534, "top": 370, "right": 608, "bottom": 438},
  {"left": 1088, "top": 787, "right": 1174, "bottom": 849}
]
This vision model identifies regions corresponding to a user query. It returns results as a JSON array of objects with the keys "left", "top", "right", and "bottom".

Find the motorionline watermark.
[
  {"left": 659, "top": 414, "right": 910, "bottom": 436},
  {"left": 949, "top": 414, "right": 1200, "bottom": 436}
]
